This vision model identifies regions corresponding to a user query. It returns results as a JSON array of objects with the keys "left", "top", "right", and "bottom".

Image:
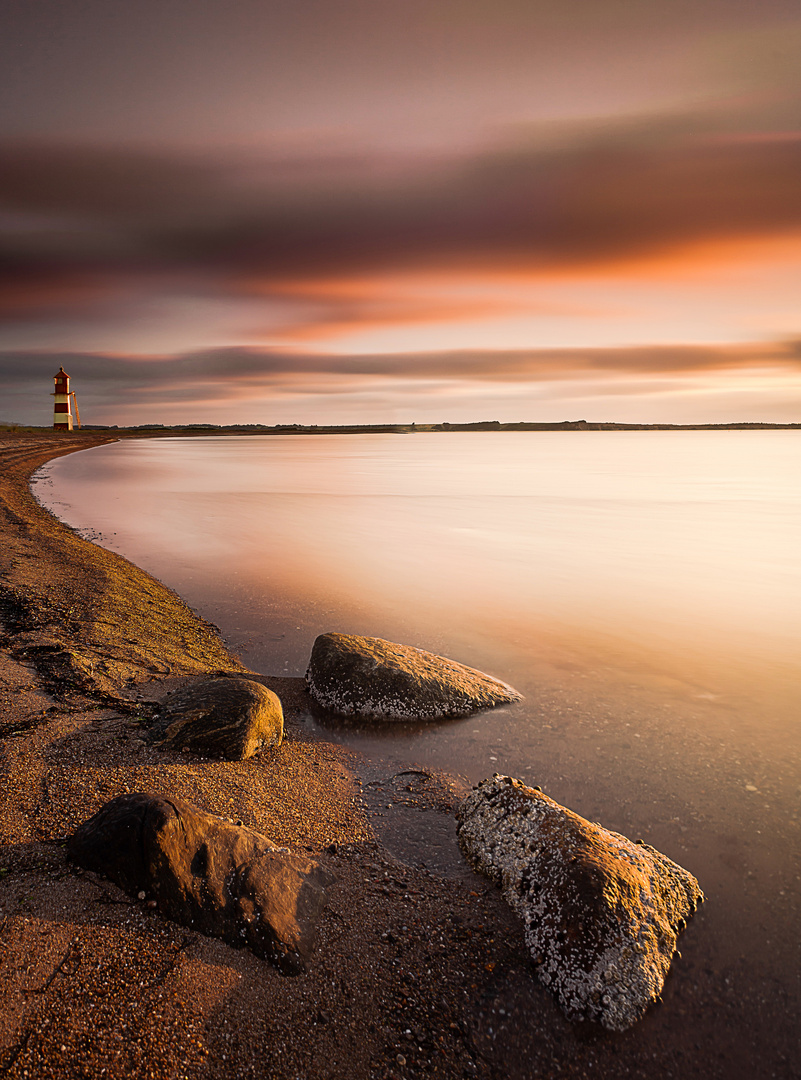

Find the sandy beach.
[{"left": 0, "top": 432, "right": 796, "bottom": 1080}]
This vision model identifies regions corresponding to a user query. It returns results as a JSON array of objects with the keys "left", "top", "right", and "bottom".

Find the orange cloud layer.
[
  {"left": 2, "top": 121, "right": 801, "bottom": 316},
  {"left": 3, "top": 339, "right": 801, "bottom": 398}
]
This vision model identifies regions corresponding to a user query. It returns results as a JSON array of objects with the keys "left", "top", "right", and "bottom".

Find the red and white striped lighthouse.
[{"left": 53, "top": 367, "right": 74, "bottom": 430}]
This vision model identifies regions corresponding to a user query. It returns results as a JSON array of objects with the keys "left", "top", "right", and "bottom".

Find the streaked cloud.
[
  {"left": 3, "top": 119, "right": 801, "bottom": 292},
  {"left": 2, "top": 2, "right": 801, "bottom": 422},
  {"left": 4, "top": 338, "right": 801, "bottom": 399},
  {"left": 3, "top": 117, "right": 801, "bottom": 367},
  {"left": 5, "top": 339, "right": 801, "bottom": 427}
]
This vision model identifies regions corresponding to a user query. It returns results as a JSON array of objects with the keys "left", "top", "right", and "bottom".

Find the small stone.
[
  {"left": 396, "top": 1054, "right": 407, "bottom": 1066},
  {"left": 137, "top": 890, "right": 146, "bottom": 900},
  {"left": 148, "top": 676, "right": 283, "bottom": 760}
]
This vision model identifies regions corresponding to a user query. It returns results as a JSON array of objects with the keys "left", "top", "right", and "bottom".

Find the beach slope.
[
  {"left": 0, "top": 432, "right": 724, "bottom": 1080},
  {"left": 0, "top": 433, "right": 536, "bottom": 1080}
]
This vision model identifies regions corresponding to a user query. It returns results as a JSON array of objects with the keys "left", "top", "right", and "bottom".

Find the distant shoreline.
[{"left": 4, "top": 419, "right": 800, "bottom": 437}]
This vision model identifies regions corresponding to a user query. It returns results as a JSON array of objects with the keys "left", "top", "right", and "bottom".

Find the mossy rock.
[{"left": 149, "top": 676, "right": 283, "bottom": 760}]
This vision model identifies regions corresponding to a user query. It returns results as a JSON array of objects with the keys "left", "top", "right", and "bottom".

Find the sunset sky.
[{"left": 2, "top": 0, "right": 801, "bottom": 425}]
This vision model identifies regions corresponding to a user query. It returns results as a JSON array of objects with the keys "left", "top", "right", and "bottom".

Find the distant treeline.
[
  {"left": 6, "top": 420, "right": 798, "bottom": 436},
  {"left": 75, "top": 420, "right": 801, "bottom": 435}
]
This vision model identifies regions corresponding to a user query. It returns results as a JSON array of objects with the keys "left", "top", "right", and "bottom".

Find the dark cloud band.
[
  {"left": 3, "top": 339, "right": 799, "bottom": 397},
  {"left": 2, "top": 117, "right": 801, "bottom": 314}
]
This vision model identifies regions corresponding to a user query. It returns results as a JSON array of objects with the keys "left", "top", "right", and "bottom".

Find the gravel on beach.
[{"left": 0, "top": 432, "right": 788, "bottom": 1080}]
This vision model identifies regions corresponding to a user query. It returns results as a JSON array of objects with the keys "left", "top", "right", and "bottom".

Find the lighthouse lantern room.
[{"left": 53, "top": 367, "right": 74, "bottom": 430}]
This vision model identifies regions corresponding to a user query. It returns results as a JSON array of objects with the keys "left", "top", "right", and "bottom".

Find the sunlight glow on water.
[
  {"left": 35, "top": 431, "right": 801, "bottom": 1070},
  {"left": 38, "top": 431, "right": 801, "bottom": 685},
  {"left": 36, "top": 431, "right": 801, "bottom": 816}
]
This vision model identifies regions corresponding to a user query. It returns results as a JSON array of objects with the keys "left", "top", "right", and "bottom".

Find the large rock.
[
  {"left": 149, "top": 676, "right": 283, "bottom": 760},
  {"left": 306, "top": 633, "right": 522, "bottom": 720},
  {"left": 457, "top": 775, "right": 704, "bottom": 1031},
  {"left": 68, "top": 793, "right": 331, "bottom": 974}
]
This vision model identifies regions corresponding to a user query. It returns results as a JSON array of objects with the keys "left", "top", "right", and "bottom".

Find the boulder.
[
  {"left": 306, "top": 632, "right": 522, "bottom": 720},
  {"left": 149, "top": 676, "right": 283, "bottom": 760},
  {"left": 68, "top": 793, "right": 331, "bottom": 974},
  {"left": 457, "top": 775, "right": 704, "bottom": 1031}
]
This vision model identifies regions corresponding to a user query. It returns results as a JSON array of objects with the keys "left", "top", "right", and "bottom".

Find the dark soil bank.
[{"left": 0, "top": 432, "right": 796, "bottom": 1080}]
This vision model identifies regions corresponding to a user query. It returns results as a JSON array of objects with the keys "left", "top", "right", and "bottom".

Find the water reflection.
[
  {"left": 36, "top": 431, "right": 801, "bottom": 805},
  {"left": 36, "top": 432, "right": 801, "bottom": 1074},
  {"left": 39, "top": 432, "right": 801, "bottom": 685}
]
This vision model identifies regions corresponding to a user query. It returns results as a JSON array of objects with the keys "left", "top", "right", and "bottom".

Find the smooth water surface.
[
  {"left": 36, "top": 432, "right": 801, "bottom": 1075},
  {"left": 36, "top": 431, "right": 801, "bottom": 769}
]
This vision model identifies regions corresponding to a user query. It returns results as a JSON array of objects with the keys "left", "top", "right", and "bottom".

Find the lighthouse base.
[{"left": 54, "top": 419, "right": 74, "bottom": 431}]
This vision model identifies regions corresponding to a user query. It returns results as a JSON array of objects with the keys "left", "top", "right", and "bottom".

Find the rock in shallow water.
[
  {"left": 457, "top": 775, "right": 704, "bottom": 1031},
  {"left": 305, "top": 632, "right": 522, "bottom": 720},
  {"left": 68, "top": 793, "right": 331, "bottom": 974},
  {"left": 149, "top": 676, "right": 283, "bottom": 760}
]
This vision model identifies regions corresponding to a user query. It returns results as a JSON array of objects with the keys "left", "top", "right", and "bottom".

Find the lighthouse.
[{"left": 52, "top": 367, "right": 74, "bottom": 430}]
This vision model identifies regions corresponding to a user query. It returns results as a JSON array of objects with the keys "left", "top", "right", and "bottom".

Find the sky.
[{"left": 1, "top": 0, "right": 801, "bottom": 426}]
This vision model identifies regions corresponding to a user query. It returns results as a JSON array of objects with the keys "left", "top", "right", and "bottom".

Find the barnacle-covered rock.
[
  {"left": 457, "top": 775, "right": 703, "bottom": 1031},
  {"left": 305, "top": 632, "right": 522, "bottom": 721}
]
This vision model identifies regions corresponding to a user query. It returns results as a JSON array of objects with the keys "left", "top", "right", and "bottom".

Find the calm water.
[{"left": 35, "top": 432, "right": 801, "bottom": 1075}]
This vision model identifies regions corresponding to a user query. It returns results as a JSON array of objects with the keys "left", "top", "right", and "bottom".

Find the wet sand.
[{"left": 0, "top": 431, "right": 798, "bottom": 1079}]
